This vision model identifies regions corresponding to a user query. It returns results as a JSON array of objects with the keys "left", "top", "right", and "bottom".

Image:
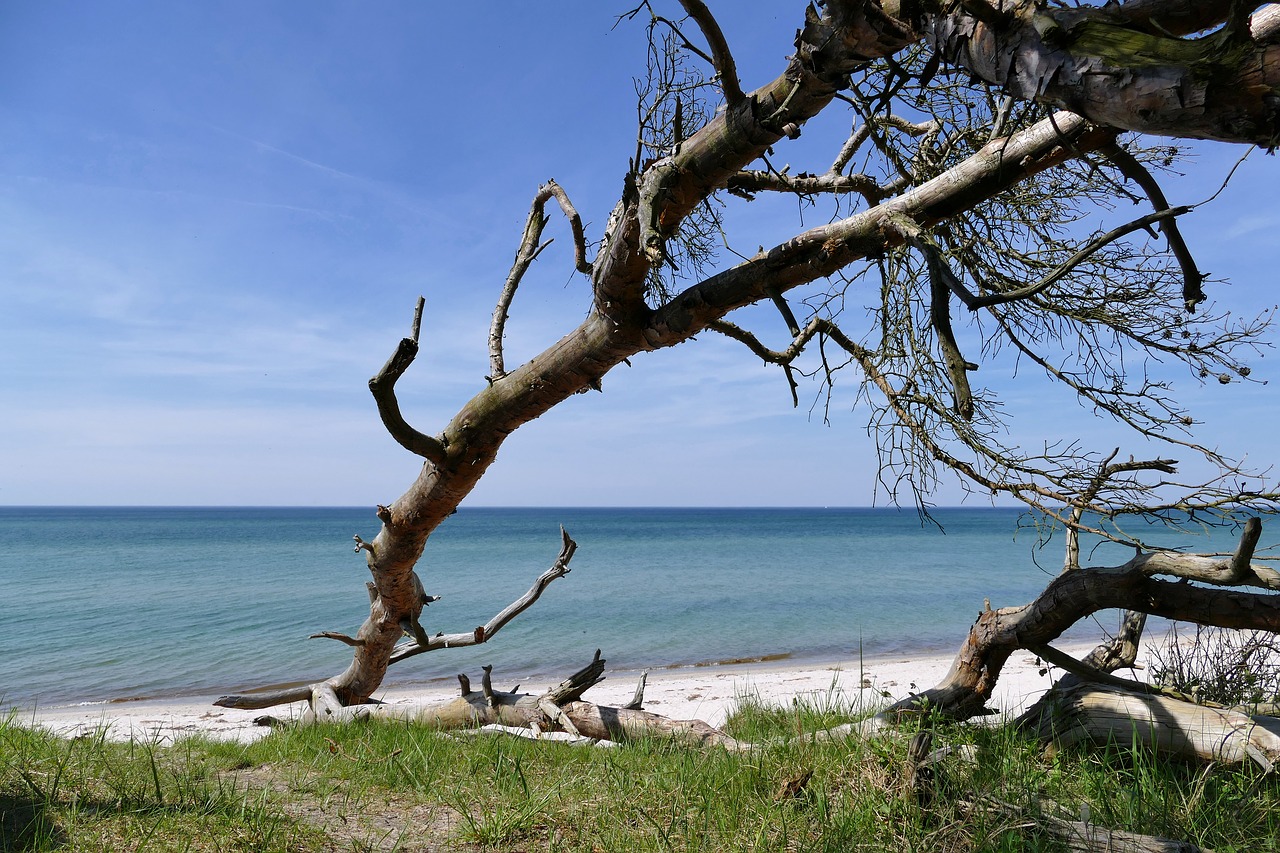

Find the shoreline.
[{"left": 10, "top": 642, "right": 1107, "bottom": 744}]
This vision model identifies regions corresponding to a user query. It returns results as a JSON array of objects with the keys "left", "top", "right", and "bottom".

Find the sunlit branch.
[
  {"left": 490, "top": 180, "right": 593, "bottom": 380},
  {"left": 389, "top": 527, "right": 577, "bottom": 666},
  {"left": 368, "top": 296, "right": 447, "bottom": 465},
  {"left": 725, "top": 169, "right": 888, "bottom": 203},
  {"left": 677, "top": 0, "right": 744, "bottom": 104}
]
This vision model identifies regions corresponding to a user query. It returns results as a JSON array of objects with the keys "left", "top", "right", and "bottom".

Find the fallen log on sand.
[{"left": 1025, "top": 682, "right": 1280, "bottom": 771}]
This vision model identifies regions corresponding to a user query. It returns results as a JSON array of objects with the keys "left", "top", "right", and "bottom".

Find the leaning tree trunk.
[
  {"left": 214, "top": 3, "right": 1131, "bottom": 714},
  {"left": 214, "top": 2, "right": 1280, "bottom": 715}
]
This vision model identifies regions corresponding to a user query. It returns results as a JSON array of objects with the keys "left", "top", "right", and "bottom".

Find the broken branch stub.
[{"left": 368, "top": 297, "right": 447, "bottom": 465}]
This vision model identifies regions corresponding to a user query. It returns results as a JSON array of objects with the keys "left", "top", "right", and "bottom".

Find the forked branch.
[
  {"left": 937, "top": 207, "right": 1192, "bottom": 312},
  {"left": 490, "top": 181, "right": 593, "bottom": 380},
  {"left": 1064, "top": 450, "right": 1177, "bottom": 570},
  {"left": 1103, "top": 142, "right": 1205, "bottom": 311},
  {"left": 388, "top": 526, "right": 579, "bottom": 665},
  {"left": 709, "top": 315, "right": 871, "bottom": 407},
  {"left": 213, "top": 526, "right": 577, "bottom": 712}
]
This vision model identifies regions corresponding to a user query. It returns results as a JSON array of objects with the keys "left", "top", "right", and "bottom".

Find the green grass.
[{"left": 4, "top": 703, "right": 1278, "bottom": 852}]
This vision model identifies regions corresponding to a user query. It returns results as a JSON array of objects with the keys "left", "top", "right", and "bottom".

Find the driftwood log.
[
  {"left": 279, "top": 650, "right": 751, "bottom": 750},
  {"left": 887, "top": 519, "right": 1280, "bottom": 722},
  {"left": 1027, "top": 682, "right": 1280, "bottom": 771},
  {"left": 971, "top": 796, "right": 1214, "bottom": 853}
]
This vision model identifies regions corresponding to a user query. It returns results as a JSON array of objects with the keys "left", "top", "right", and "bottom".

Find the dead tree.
[{"left": 217, "top": 1, "right": 1280, "bottom": 720}]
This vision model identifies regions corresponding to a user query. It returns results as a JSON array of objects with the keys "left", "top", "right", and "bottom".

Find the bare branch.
[
  {"left": 490, "top": 181, "right": 593, "bottom": 380},
  {"left": 215, "top": 685, "right": 312, "bottom": 711},
  {"left": 411, "top": 296, "right": 423, "bottom": 343},
  {"left": 677, "top": 0, "right": 744, "bottom": 104},
  {"left": 766, "top": 289, "right": 801, "bottom": 337},
  {"left": 1016, "top": 609, "right": 1149, "bottom": 725},
  {"left": 1138, "top": 546, "right": 1280, "bottom": 591},
  {"left": 1065, "top": 448, "right": 1122, "bottom": 570},
  {"left": 830, "top": 123, "right": 872, "bottom": 175},
  {"left": 645, "top": 112, "right": 1110, "bottom": 348},
  {"left": 388, "top": 526, "right": 578, "bottom": 665},
  {"left": 368, "top": 297, "right": 447, "bottom": 466},
  {"left": 622, "top": 670, "right": 649, "bottom": 711},
  {"left": 1104, "top": 142, "right": 1205, "bottom": 311},
  {"left": 925, "top": 245, "right": 976, "bottom": 420},
  {"left": 726, "top": 169, "right": 888, "bottom": 204},
  {"left": 941, "top": 207, "right": 1193, "bottom": 312},
  {"left": 1026, "top": 643, "right": 1194, "bottom": 704},
  {"left": 708, "top": 315, "right": 869, "bottom": 366},
  {"left": 310, "top": 631, "right": 364, "bottom": 648},
  {"left": 481, "top": 664, "right": 496, "bottom": 707},
  {"left": 1229, "top": 516, "right": 1264, "bottom": 582}
]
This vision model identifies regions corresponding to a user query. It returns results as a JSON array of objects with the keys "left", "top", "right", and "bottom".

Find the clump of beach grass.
[
  {"left": 0, "top": 712, "right": 317, "bottom": 851},
  {"left": 4, "top": 697, "right": 1279, "bottom": 851}
]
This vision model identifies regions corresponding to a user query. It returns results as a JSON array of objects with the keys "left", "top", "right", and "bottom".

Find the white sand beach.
[{"left": 13, "top": 642, "right": 1108, "bottom": 744}]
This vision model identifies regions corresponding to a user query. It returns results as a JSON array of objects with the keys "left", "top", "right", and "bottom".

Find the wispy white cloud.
[{"left": 1222, "top": 214, "right": 1280, "bottom": 241}]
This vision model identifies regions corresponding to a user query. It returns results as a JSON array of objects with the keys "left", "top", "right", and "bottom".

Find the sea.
[{"left": 0, "top": 506, "right": 1263, "bottom": 710}]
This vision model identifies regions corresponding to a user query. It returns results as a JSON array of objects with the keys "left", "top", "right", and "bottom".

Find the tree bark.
[
  {"left": 891, "top": 535, "right": 1280, "bottom": 721},
  {"left": 921, "top": 2, "right": 1280, "bottom": 145}
]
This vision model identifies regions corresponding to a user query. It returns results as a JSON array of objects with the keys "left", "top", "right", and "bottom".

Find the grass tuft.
[{"left": 4, "top": 695, "right": 1279, "bottom": 851}]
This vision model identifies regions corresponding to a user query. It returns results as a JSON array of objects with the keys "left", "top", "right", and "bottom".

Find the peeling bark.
[{"left": 923, "top": 2, "right": 1280, "bottom": 145}]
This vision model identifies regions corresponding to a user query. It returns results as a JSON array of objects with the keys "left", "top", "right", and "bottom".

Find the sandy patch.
[{"left": 11, "top": 642, "right": 1109, "bottom": 744}]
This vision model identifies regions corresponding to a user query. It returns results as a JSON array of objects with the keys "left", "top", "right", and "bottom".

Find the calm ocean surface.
[{"left": 0, "top": 506, "right": 1258, "bottom": 709}]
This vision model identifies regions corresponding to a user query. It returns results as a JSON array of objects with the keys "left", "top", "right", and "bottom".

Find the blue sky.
[{"left": 2, "top": 2, "right": 1276, "bottom": 507}]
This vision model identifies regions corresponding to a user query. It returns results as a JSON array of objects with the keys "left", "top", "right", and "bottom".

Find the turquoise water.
[{"left": 0, "top": 506, "right": 1255, "bottom": 708}]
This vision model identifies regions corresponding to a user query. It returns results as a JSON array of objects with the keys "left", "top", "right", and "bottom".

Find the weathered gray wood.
[
  {"left": 895, "top": 530, "right": 1280, "bottom": 722},
  {"left": 1046, "top": 820, "right": 1210, "bottom": 853},
  {"left": 972, "top": 795, "right": 1214, "bottom": 852},
  {"left": 278, "top": 651, "right": 754, "bottom": 750},
  {"left": 1033, "top": 683, "right": 1280, "bottom": 771}
]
